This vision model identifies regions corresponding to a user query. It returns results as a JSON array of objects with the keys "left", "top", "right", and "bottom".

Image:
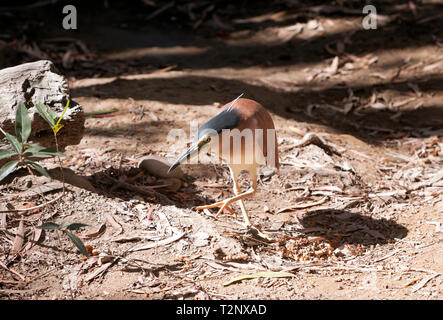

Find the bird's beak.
[{"left": 168, "top": 142, "right": 200, "bottom": 173}]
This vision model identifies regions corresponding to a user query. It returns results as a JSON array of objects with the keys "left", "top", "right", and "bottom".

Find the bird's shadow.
[{"left": 290, "top": 208, "right": 409, "bottom": 247}]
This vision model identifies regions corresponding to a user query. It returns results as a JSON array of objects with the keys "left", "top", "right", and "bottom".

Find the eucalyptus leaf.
[
  {"left": 24, "top": 160, "right": 50, "bottom": 178},
  {"left": 23, "top": 152, "right": 52, "bottom": 159},
  {"left": 65, "top": 223, "right": 88, "bottom": 230},
  {"left": 0, "top": 149, "right": 18, "bottom": 160},
  {"left": 15, "top": 102, "right": 31, "bottom": 143},
  {"left": 24, "top": 145, "right": 46, "bottom": 153},
  {"left": 38, "top": 222, "right": 61, "bottom": 230},
  {"left": 59, "top": 221, "right": 87, "bottom": 230},
  {"left": 24, "top": 146, "right": 66, "bottom": 158},
  {"left": 65, "top": 231, "right": 89, "bottom": 257},
  {"left": 4, "top": 132, "right": 21, "bottom": 153},
  {"left": 35, "top": 149, "right": 65, "bottom": 157},
  {"left": 0, "top": 160, "right": 19, "bottom": 181},
  {"left": 35, "top": 103, "right": 56, "bottom": 128}
]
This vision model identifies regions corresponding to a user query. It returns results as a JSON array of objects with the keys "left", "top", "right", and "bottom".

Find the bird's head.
[
  {"left": 168, "top": 94, "right": 243, "bottom": 174},
  {"left": 168, "top": 130, "right": 217, "bottom": 173}
]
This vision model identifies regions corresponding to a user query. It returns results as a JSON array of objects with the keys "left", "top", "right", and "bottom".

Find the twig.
[
  {"left": 276, "top": 197, "right": 328, "bottom": 213},
  {"left": 290, "top": 133, "right": 342, "bottom": 156},
  {"left": 129, "top": 231, "right": 185, "bottom": 252},
  {"left": 104, "top": 174, "right": 173, "bottom": 204},
  {"left": 411, "top": 273, "right": 441, "bottom": 292},
  {"left": 373, "top": 249, "right": 402, "bottom": 263},
  {"left": 85, "top": 260, "right": 119, "bottom": 282},
  {"left": 0, "top": 193, "right": 63, "bottom": 214},
  {"left": 145, "top": 1, "right": 174, "bottom": 21},
  {"left": 0, "top": 261, "right": 25, "bottom": 281}
]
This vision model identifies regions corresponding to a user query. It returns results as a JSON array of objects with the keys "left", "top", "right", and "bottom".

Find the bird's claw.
[{"left": 195, "top": 199, "right": 235, "bottom": 218}]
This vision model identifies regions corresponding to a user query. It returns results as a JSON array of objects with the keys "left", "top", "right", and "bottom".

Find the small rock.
[
  {"left": 138, "top": 155, "right": 184, "bottom": 179},
  {"left": 259, "top": 167, "right": 276, "bottom": 178}
]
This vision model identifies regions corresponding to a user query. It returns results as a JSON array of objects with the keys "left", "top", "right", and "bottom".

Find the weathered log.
[{"left": 0, "top": 60, "right": 84, "bottom": 166}]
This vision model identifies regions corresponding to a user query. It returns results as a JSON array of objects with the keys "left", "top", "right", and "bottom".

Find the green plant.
[
  {"left": 38, "top": 222, "right": 89, "bottom": 257},
  {"left": 0, "top": 102, "right": 66, "bottom": 181},
  {"left": 35, "top": 99, "right": 69, "bottom": 135},
  {"left": 1, "top": 100, "right": 90, "bottom": 258}
]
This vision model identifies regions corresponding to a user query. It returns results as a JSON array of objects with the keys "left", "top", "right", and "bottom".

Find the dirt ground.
[{"left": 0, "top": 1, "right": 442, "bottom": 300}]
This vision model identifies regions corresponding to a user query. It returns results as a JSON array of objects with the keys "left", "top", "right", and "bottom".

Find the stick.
[
  {"left": 0, "top": 261, "right": 25, "bottom": 281},
  {"left": 276, "top": 197, "right": 328, "bottom": 213},
  {"left": 373, "top": 249, "right": 402, "bottom": 263},
  {"left": 104, "top": 174, "right": 174, "bottom": 204},
  {"left": 129, "top": 231, "right": 185, "bottom": 252},
  {"left": 0, "top": 193, "right": 63, "bottom": 214},
  {"left": 291, "top": 133, "right": 342, "bottom": 156},
  {"left": 411, "top": 273, "right": 440, "bottom": 292}
]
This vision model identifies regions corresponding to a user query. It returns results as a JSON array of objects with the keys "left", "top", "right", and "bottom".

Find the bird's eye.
[{"left": 205, "top": 136, "right": 211, "bottom": 143}]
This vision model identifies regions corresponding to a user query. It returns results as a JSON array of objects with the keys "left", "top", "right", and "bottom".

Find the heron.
[{"left": 168, "top": 95, "right": 279, "bottom": 239}]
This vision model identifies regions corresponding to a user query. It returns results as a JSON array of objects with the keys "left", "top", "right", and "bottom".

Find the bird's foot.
[{"left": 195, "top": 199, "right": 235, "bottom": 218}]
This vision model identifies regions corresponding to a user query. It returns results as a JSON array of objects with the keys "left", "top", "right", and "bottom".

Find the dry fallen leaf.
[
  {"left": 77, "top": 223, "right": 106, "bottom": 239},
  {"left": 223, "top": 271, "right": 295, "bottom": 286},
  {"left": 11, "top": 219, "right": 25, "bottom": 255}
]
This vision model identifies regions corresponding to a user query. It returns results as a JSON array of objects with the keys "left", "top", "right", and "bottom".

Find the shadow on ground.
[
  {"left": 73, "top": 74, "right": 443, "bottom": 144},
  {"left": 298, "top": 209, "right": 408, "bottom": 247}
]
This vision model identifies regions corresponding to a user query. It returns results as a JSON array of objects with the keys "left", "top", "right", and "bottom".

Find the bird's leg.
[
  {"left": 195, "top": 166, "right": 274, "bottom": 242},
  {"left": 195, "top": 166, "right": 253, "bottom": 216},
  {"left": 231, "top": 168, "right": 274, "bottom": 242},
  {"left": 229, "top": 167, "right": 253, "bottom": 227},
  {"left": 195, "top": 186, "right": 256, "bottom": 217}
]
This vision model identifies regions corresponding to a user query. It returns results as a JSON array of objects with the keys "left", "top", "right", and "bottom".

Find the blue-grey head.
[{"left": 167, "top": 100, "right": 242, "bottom": 173}]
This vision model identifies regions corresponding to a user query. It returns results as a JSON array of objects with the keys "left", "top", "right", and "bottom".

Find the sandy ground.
[{"left": 0, "top": 1, "right": 442, "bottom": 300}]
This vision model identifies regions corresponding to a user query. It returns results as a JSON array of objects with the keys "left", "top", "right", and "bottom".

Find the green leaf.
[
  {"left": 65, "top": 231, "right": 89, "bottom": 257},
  {"left": 24, "top": 160, "right": 50, "bottom": 178},
  {"left": 0, "top": 149, "right": 18, "bottom": 160},
  {"left": 38, "top": 222, "right": 61, "bottom": 230},
  {"left": 63, "top": 222, "right": 88, "bottom": 230},
  {"left": 37, "top": 151, "right": 66, "bottom": 157},
  {"left": 53, "top": 99, "right": 70, "bottom": 134},
  {"left": 23, "top": 144, "right": 46, "bottom": 153},
  {"left": 24, "top": 152, "right": 51, "bottom": 159},
  {"left": 84, "top": 108, "right": 119, "bottom": 117},
  {"left": 24, "top": 145, "right": 66, "bottom": 158},
  {"left": 4, "top": 132, "right": 21, "bottom": 153},
  {"left": 35, "top": 103, "right": 56, "bottom": 128},
  {"left": 0, "top": 160, "right": 19, "bottom": 182},
  {"left": 15, "top": 102, "right": 31, "bottom": 143}
]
